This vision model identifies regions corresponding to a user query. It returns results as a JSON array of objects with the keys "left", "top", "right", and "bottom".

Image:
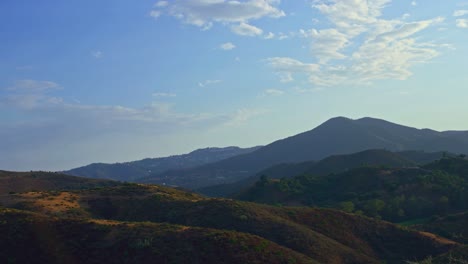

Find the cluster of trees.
[{"left": 242, "top": 157, "right": 468, "bottom": 222}]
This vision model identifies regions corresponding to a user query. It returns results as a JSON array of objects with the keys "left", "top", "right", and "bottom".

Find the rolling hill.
[
  {"left": 65, "top": 146, "right": 261, "bottom": 181},
  {"left": 198, "top": 149, "right": 447, "bottom": 197},
  {"left": 237, "top": 156, "right": 468, "bottom": 222},
  {"left": 139, "top": 117, "right": 468, "bottom": 189},
  {"left": 0, "top": 172, "right": 460, "bottom": 263},
  {"left": 0, "top": 170, "right": 120, "bottom": 195}
]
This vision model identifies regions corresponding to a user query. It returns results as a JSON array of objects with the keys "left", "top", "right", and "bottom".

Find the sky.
[{"left": 1, "top": 0, "right": 468, "bottom": 171}]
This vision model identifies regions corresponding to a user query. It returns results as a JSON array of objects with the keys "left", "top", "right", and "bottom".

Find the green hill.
[
  {"left": 198, "top": 149, "right": 445, "bottom": 198},
  {"left": 237, "top": 156, "right": 468, "bottom": 222}
]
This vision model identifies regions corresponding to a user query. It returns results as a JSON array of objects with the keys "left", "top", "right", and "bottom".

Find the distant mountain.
[
  {"left": 0, "top": 182, "right": 458, "bottom": 263},
  {"left": 198, "top": 149, "right": 447, "bottom": 197},
  {"left": 65, "top": 146, "right": 261, "bottom": 181},
  {"left": 142, "top": 117, "right": 468, "bottom": 189}
]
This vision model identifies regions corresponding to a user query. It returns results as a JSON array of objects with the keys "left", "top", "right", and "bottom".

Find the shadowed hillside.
[{"left": 0, "top": 208, "right": 315, "bottom": 264}]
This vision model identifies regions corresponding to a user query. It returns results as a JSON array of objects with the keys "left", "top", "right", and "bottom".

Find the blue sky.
[{"left": 1, "top": 0, "right": 468, "bottom": 171}]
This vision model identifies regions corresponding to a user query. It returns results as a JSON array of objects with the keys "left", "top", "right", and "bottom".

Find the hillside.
[
  {"left": 0, "top": 180, "right": 459, "bottom": 264},
  {"left": 0, "top": 208, "right": 315, "bottom": 264},
  {"left": 237, "top": 156, "right": 468, "bottom": 222},
  {"left": 66, "top": 146, "right": 261, "bottom": 181},
  {"left": 413, "top": 211, "right": 468, "bottom": 244},
  {"left": 140, "top": 117, "right": 468, "bottom": 189},
  {"left": 0, "top": 170, "right": 120, "bottom": 195},
  {"left": 198, "top": 150, "right": 445, "bottom": 197}
]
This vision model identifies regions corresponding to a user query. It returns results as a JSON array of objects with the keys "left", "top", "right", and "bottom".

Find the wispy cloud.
[
  {"left": 264, "top": 32, "right": 275, "bottom": 39},
  {"left": 266, "top": 0, "right": 447, "bottom": 86},
  {"left": 0, "top": 80, "right": 255, "bottom": 170},
  {"left": 453, "top": 10, "right": 468, "bottom": 17},
  {"left": 155, "top": 1, "right": 168, "bottom": 8},
  {"left": 225, "top": 108, "right": 268, "bottom": 127},
  {"left": 220, "top": 42, "right": 236, "bottom": 50},
  {"left": 7, "top": 80, "right": 60, "bottom": 92},
  {"left": 456, "top": 18, "right": 468, "bottom": 28},
  {"left": 231, "top": 22, "right": 263, "bottom": 36},
  {"left": 198, "top": 79, "right": 222, "bottom": 87},
  {"left": 266, "top": 57, "right": 320, "bottom": 82},
  {"left": 262, "top": 89, "right": 284, "bottom": 96},
  {"left": 92, "top": 50, "right": 103, "bottom": 59},
  {"left": 152, "top": 92, "right": 177, "bottom": 97},
  {"left": 150, "top": 0, "right": 284, "bottom": 35}
]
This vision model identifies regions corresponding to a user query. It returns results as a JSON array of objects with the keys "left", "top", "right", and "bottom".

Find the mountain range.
[
  {"left": 65, "top": 146, "right": 261, "bottom": 181},
  {"left": 139, "top": 117, "right": 468, "bottom": 189}
]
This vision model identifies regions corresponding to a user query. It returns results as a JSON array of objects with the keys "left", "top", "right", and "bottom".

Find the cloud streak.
[
  {"left": 150, "top": 0, "right": 284, "bottom": 35},
  {"left": 267, "top": 0, "right": 447, "bottom": 86}
]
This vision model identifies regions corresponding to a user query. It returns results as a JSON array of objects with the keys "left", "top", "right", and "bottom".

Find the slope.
[
  {"left": 198, "top": 149, "right": 444, "bottom": 197},
  {"left": 0, "top": 183, "right": 459, "bottom": 264}
]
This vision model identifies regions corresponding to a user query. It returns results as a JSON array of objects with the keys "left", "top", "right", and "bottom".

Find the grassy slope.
[
  {"left": 0, "top": 171, "right": 120, "bottom": 195},
  {"left": 0, "top": 171, "right": 463, "bottom": 264},
  {"left": 0, "top": 208, "right": 316, "bottom": 264},
  {"left": 0, "top": 183, "right": 458, "bottom": 264}
]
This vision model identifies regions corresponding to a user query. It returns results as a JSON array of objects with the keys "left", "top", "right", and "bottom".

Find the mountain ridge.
[{"left": 141, "top": 117, "right": 468, "bottom": 189}]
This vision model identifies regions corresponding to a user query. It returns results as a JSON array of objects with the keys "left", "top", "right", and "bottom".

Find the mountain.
[
  {"left": 237, "top": 156, "right": 468, "bottom": 223},
  {"left": 140, "top": 117, "right": 468, "bottom": 189},
  {"left": 198, "top": 149, "right": 447, "bottom": 197},
  {"left": 0, "top": 179, "right": 459, "bottom": 264},
  {"left": 65, "top": 146, "right": 261, "bottom": 181}
]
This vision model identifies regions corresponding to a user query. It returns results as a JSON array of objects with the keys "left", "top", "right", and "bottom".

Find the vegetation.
[
  {"left": 198, "top": 149, "right": 447, "bottom": 198},
  {"left": 238, "top": 157, "right": 468, "bottom": 223},
  {"left": 0, "top": 171, "right": 461, "bottom": 263}
]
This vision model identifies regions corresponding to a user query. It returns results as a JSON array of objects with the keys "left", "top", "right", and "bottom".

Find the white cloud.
[
  {"left": 266, "top": 57, "right": 320, "bottom": 82},
  {"left": 456, "top": 18, "right": 468, "bottom": 28},
  {"left": 273, "top": 0, "right": 448, "bottom": 86},
  {"left": 92, "top": 50, "right": 103, "bottom": 58},
  {"left": 7, "top": 80, "right": 60, "bottom": 92},
  {"left": 0, "top": 80, "right": 255, "bottom": 170},
  {"left": 453, "top": 10, "right": 468, "bottom": 17},
  {"left": 150, "top": 10, "right": 161, "bottom": 18},
  {"left": 220, "top": 42, "right": 236, "bottom": 50},
  {"left": 264, "top": 32, "right": 275, "bottom": 39},
  {"left": 152, "top": 92, "right": 177, "bottom": 97},
  {"left": 225, "top": 108, "right": 268, "bottom": 126},
  {"left": 306, "top": 28, "right": 349, "bottom": 63},
  {"left": 231, "top": 22, "right": 263, "bottom": 36},
  {"left": 198, "top": 79, "right": 222, "bottom": 87},
  {"left": 155, "top": 1, "right": 168, "bottom": 8},
  {"left": 150, "top": 0, "right": 284, "bottom": 34},
  {"left": 411, "top": 1, "right": 417, "bottom": 6},
  {"left": 263, "top": 89, "right": 284, "bottom": 96}
]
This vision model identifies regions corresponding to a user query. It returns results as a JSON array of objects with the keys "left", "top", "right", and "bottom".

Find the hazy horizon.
[{"left": 1, "top": 1, "right": 468, "bottom": 171}]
